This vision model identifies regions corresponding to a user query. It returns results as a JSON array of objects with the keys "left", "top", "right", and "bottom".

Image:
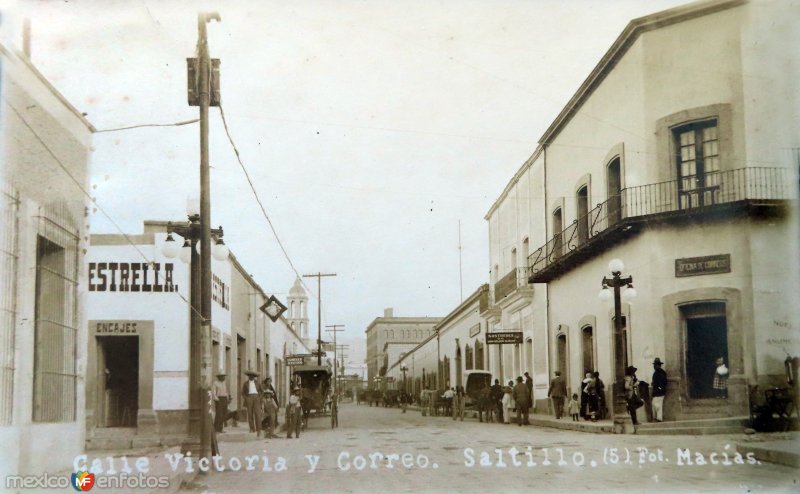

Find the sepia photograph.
[{"left": 0, "top": 0, "right": 798, "bottom": 492}]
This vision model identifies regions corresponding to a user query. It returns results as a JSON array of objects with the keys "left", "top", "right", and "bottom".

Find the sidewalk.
[{"left": 735, "top": 431, "right": 800, "bottom": 468}]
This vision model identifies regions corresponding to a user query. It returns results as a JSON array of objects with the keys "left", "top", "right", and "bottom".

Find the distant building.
[
  {"left": 0, "top": 43, "right": 94, "bottom": 476},
  {"left": 365, "top": 308, "right": 440, "bottom": 382}
]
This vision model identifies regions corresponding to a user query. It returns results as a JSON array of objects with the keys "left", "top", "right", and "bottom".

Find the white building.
[
  {"left": 85, "top": 222, "right": 310, "bottom": 447},
  {"left": 485, "top": 0, "right": 799, "bottom": 420},
  {"left": 0, "top": 44, "right": 94, "bottom": 475}
]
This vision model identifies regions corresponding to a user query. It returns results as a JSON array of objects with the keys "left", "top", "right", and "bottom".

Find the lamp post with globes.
[
  {"left": 161, "top": 201, "right": 229, "bottom": 458},
  {"left": 598, "top": 258, "right": 637, "bottom": 433}
]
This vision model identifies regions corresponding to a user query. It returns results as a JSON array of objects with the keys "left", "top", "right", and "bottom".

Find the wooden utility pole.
[
  {"left": 325, "top": 325, "right": 345, "bottom": 395},
  {"left": 303, "top": 273, "right": 336, "bottom": 365},
  {"left": 194, "top": 11, "right": 220, "bottom": 462}
]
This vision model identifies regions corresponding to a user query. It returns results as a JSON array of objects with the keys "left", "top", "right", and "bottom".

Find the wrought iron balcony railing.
[
  {"left": 494, "top": 267, "right": 533, "bottom": 302},
  {"left": 528, "top": 167, "right": 794, "bottom": 281}
]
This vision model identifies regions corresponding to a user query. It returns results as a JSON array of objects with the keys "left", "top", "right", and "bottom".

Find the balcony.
[
  {"left": 493, "top": 267, "right": 533, "bottom": 303},
  {"left": 528, "top": 167, "right": 795, "bottom": 283}
]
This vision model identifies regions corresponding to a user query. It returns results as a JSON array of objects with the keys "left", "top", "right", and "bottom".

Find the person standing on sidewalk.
[
  {"left": 490, "top": 379, "right": 504, "bottom": 423},
  {"left": 502, "top": 382, "right": 516, "bottom": 424},
  {"left": 242, "top": 371, "right": 263, "bottom": 436},
  {"left": 548, "top": 371, "right": 567, "bottom": 419},
  {"left": 212, "top": 373, "right": 229, "bottom": 433},
  {"left": 286, "top": 388, "right": 302, "bottom": 439},
  {"left": 524, "top": 372, "right": 534, "bottom": 414},
  {"left": 513, "top": 376, "right": 530, "bottom": 426},
  {"left": 262, "top": 389, "right": 280, "bottom": 438},
  {"left": 651, "top": 358, "right": 667, "bottom": 422}
]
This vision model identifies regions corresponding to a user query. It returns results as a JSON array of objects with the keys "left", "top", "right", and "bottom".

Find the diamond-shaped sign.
[{"left": 260, "top": 295, "right": 287, "bottom": 322}]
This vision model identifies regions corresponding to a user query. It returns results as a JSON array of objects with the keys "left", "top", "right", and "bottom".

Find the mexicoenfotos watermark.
[{"left": 5, "top": 472, "right": 170, "bottom": 491}]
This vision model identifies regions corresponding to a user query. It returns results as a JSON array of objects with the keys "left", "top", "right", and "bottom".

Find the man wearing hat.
[
  {"left": 212, "top": 373, "right": 230, "bottom": 433},
  {"left": 651, "top": 358, "right": 667, "bottom": 422},
  {"left": 242, "top": 370, "right": 264, "bottom": 436}
]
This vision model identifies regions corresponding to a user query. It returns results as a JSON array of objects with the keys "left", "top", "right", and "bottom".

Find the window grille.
[{"left": 32, "top": 210, "right": 79, "bottom": 423}]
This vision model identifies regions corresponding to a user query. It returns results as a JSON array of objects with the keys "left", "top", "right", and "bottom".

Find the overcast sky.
[{"left": 5, "top": 0, "right": 690, "bottom": 365}]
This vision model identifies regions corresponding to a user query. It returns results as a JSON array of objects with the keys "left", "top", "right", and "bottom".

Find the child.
[{"left": 568, "top": 393, "right": 580, "bottom": 422}]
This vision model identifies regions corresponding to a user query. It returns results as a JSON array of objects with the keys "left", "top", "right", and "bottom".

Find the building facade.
[
  {"left": 85, "top": 222, "right": 309, "bottom": 447},
  {"left": 365, "top": 308, "right": 440, "bottom": 382},
  {"left": 485, "top": 0, "right": 799, "bottom": 420},
  {"left": 0, "top": 44, "right": 94, "bottom": 475}
]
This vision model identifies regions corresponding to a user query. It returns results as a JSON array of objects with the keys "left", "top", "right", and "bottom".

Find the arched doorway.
[
  {"left": 556, "top": 333, "right": 568, "bottom": 382},
  {"left": 582, "top": 326, "right": 594, "bottom": 374},
  {"left": 455, "top": 343, "right": 463, "bottom": 387}
]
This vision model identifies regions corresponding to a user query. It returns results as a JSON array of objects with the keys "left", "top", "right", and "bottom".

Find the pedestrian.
[
  {"left": 624, "top": 365, "right": 642, "bottom": 425},
  {"left": 453, "top": 386, "right": 465, "bottom": 421},
  {"left": 524, "top": 372, "right": 534, "bottom": 413},
  {"left": 443, "top": 387, "right": 455, "bottom": 416},
  {"left": 512, "top": 376, "right": 531, "bottom": 426},
  {"left": 580, "top": 372, "right": 592, "bottom": 419},
  {"left": 241, "top": 370, "right": 263, "bottom": 436},
  {"left": 568, "top": 393, "right": 580, "bottom": 422},
  {"left": 401, "top": 391, "right": 407, "bottom": 413},
  {"left": 490, "top": 379, "right": 504, "bottom": 423},
  {"left": 714, "top": 357, "right": 728, "bottom": 398},
  {"left": 593, "top": 371, "right": 607, "bottom": 419},
  {"left": 285, "top": 387, "right": 302, "bottom": 439},
  {"left": 262, "top": 389, "right": 279, "bottom": 438},
  {"left": 585, "top": 373, "right": 598, "bottom": 421},
  {"left": 501, "top": 381, "right": 516, "bottom": 424},
  {"left": 651, "top": 358, "right": 667, "bottom": 422},
  {"left": 547, "top": 371, "right": 567, "bottom": 419},
  {"left": 212, "top": 373, "right": 229, "bottom": 433}
]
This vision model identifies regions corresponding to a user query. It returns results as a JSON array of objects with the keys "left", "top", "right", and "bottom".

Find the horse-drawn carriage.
[{"left": 293, "top": 365, "right": 334, "bottom": 429}]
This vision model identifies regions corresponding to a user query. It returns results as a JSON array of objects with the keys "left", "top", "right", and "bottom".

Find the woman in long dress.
[{"left": 502, "top": 381, "right": 516, "bottom": 424}]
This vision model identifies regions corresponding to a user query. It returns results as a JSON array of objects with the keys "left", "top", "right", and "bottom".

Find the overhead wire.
[
  {"left": 95, "top": 118, "right": 199, "bottom": 133},
  {"left": 6, "top": 101, "right": 205, "bottom": 321},
  {"left": 217, "top": 103, "right": 318, "bottom": 299}
]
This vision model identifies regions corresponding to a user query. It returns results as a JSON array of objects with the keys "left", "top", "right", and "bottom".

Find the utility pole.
[
  {"left": 325, "top": 325, "right": 345, "bottom": 391},
  {"left": 191, "top": 11, "right": 220, "bottom": 462},
  {"left": 303, "top": 273, "right": 336, "bottom": 365}
]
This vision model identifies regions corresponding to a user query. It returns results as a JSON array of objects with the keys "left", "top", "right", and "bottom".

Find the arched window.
[
  {"left": 577, "top": 185, "right": 589, "bottom": 245},
  {"left": 465, "top": 344, "right": 473, "bottom": 370},
  {"left": 582, "top": 326, "right": 594, "bottom": 374},
  {"left": 552, "top": 208, "right": 563, "bottom": 259},
  {"left": 475, "top": 340, "right": 484, "bottom": 369}
]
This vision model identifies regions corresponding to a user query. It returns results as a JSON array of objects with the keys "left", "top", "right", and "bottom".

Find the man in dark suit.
[
  {"left": 548, "top": 371, "right": 567, "bottom": 419},
  {"left": 512, "top": 376, "right": 531, "bottom": 426},
  {"left": 524, "top": 372, "right": 534, "bottom": 413}
]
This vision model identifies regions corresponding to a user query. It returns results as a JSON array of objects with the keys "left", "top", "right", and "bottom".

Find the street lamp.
[
  {"left": 161, "top": 208, "right": 227, "bottom": 458},
  {"left": 598, "top": 258, "right": 636, "bottom": 433}
]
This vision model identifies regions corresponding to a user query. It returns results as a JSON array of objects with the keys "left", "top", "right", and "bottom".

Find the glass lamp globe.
[
  {"left": 608, "top": 258, "right": 625, "bottom": 274},
  {"left": 186, "top": 197, "right": 200, "bottom": 217},
  {"left": 598, "top": 286, "right": 613, "bottom": 302},
  {"left": 179, "top": 240, "right": 192, "bottom": 264},
  {"left": 212, "top": 238, "right": 229, "bottom": 261},
  {"left": 162, "top": 233, "right": 180, "bottom": 258},
  {"left": 622, "top": 284, "right": 638, "bottom": 301}
]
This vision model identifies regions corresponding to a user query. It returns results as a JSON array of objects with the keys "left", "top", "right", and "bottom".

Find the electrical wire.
[
  {"left": 95, "top": 118, "right": 199, "bottom": 133},
  {"left": 6, "top": 101, "right": 204, "bottom": 320},
  {"left": 217, "top": 103, "right": 318, "bottom": 299}
]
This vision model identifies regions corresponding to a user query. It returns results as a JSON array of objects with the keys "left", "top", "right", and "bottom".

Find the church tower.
[{"left": 287, "top": 277, "right": 310, "bottom": 343}]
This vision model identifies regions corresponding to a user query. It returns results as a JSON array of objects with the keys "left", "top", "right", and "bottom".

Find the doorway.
[
  {"left": 607, "top": 158, "right": 622, "bottom": 224},
  {"left": 97, "top": 336, "right": 138, "bottom": 427},
  {"left": 556, "top": 334, "right": 567, "bottom": 381},
  {"left": 683, "top": 303, "right": 728, "bottom": 399}
]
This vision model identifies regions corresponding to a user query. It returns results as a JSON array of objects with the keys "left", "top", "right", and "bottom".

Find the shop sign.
[
  {"left": 486, "top": 331, "right": 523, "bottom": 344},
  {"left": 88, "top": 262, "right": 177, "bottom": 292},
  {"left": 675, "top": 254, "right": 731, "bottom": 277},
  {"left": 286, "top": 356, "right": 305, "bottom": 366},
  {"left": 91, "top": 320, "right": 152, "bottom": 335},
  {"left": 469, "top": 324, "right": 481, "bottom": 338}
]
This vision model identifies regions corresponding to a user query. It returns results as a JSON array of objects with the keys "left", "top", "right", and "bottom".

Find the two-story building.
[{"left": 486, "top": 0, "right": 799, "bottom": 422}]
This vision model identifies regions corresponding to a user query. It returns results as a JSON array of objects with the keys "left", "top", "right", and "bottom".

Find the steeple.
[{"left": 287, "top": 277, "right": 309, "bottom": 340}]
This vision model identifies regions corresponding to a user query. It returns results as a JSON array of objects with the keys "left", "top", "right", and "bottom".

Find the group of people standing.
[{"left": 212, "top": 371, "right": 304, "bottom": 440}]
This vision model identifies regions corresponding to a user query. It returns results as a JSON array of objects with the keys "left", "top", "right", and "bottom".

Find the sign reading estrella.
[{"left": 88, "top": 261, "right": 231, "bottom": 310}]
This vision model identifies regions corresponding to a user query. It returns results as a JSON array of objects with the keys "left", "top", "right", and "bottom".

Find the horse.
[{"left": 475, "top": 387, "right": 495, "bottom": 423}]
